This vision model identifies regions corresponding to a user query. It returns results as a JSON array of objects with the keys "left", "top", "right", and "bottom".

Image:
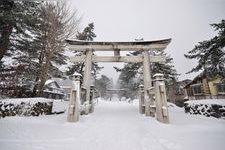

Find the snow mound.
[
  {"left": 0, "top": 98, "right": 53, "bottom": 118},
  {"left": 0, "top": 97, "right": 53, "bottom": 104},
  {"left": 185, "top": 99, "right": 225, "bottom": 105},
  {"left": 184, "top": 99, "right": 225, "bottom": 119}
]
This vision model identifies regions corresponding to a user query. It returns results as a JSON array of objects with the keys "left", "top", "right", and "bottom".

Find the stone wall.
[
  {"left": 184, "top": 100, "right": 225, "bottom": 119},
  {"left": 0, "top": 98, "right": 53, "bottom": 118}
]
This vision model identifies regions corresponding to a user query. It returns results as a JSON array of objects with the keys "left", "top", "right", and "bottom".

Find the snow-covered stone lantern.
[
  {"left": 89, "top": 71, "right": 95, "bottom": 113},
  {"left": 67, "top": 72, "right": 82, "bottom": 122},
  {"left": 90, "top": 84, "right": 95, "bottom": 113},
  {"left": 153, "top": 73, "right": 169, "bottom": 123},
  {"left": 73, "top": 72, "right": 82, "bottom": 82},
  {"left": 138, "top": 84, "right": 145, "bottom": 114}
]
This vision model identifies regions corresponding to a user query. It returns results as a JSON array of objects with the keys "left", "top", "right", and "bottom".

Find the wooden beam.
[{"left": 70, "top": 56, "right": 165, "bottom": 63}]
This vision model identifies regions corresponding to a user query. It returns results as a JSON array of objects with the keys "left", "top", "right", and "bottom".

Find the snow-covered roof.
[
  {"left": 51, "top": 78, "right": 73, "bottom": 87},
  {"left": 153, "top": 73, "right": 164, "bottom": 78},
  {"left": 73, "top": 72, "right": 82, "bottom": 76},
  {"left": 45, "top": 79, "right": 55, "bottom": 85}
]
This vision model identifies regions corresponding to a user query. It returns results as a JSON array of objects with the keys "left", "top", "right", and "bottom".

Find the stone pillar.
[
  {"left": 89, "top": 85, "right": 95, "bottom": 113},
  {"left": 143, "top": 50, "right": 153, "bottom": 116},
  {"left": 67, "top": 73, "right": 81, "bottom": 122},
  {"left": 138, "top": 84, "right": 145, "bottom": 114},
  {"left": 153, "top": 73, "right": 169, "bottom": 123},
  {"left": 109, "top": 91, "right": 112, "bottom": 101},
  {"left": 83, "top": 49, "right": 93, "bottom": 114}
]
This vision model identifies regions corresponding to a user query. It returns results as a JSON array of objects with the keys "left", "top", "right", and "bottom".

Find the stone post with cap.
[
  {"left": 67, "top": 72, "right": 82, "bottom": 122},
  {"left": 138, "top": 84, "right": 145, "bottom": 114},
  {"left": 153, "top": 73, "right": 169, "bottom": 123}
]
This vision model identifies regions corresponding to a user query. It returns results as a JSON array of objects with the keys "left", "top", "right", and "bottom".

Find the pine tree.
[
  {"left": 0, "top": 1, "right": 41, "bottom": 98},
  {"left": 184, "top": 20, "right": 225, "bottom": 79},
  {"left": 95, "top": 75, "right": 113, "bottom": 98},
  {"left": 0, "top": 1, "right": 40, "bottom": 63},
  {"left": 76, "top": 23, "right": 96, "bottom": 41},
  {"left": 0, "top": 1, "right": 81, "bottom": 98},
  {"left": 66, "top": 23, "right": 103, "bottom": 78},
  {"left": 114, "top": 50, "right": 179, "bottom": 99}
]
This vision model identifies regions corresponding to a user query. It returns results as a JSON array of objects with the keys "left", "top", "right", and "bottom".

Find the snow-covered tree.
[
  {"left": 0, "top": 1, "right": 40, "bottom": 63},
  {"left": 95, "top": 75, "right": 113, "bottom": 98},
  {"left": 0, "top": 1, "right": 41, "bottom": 98},
  {"left": 76, "top": 23, "right": 96, "bottom": 41},
  {"left": 184, "top": 20, "right": 225, "bottom": 79},
  {"left": 31, "top": 1, "right": 80, "bottom": 96},
  {"left": 114, "top": 50, "right": 179, "bottom": 99},
  {"left": 66, "top": 23, "right": 103, "bottom": 79},
  {"left": 0, "top": 2, "right": 81, "bottom": 97}
]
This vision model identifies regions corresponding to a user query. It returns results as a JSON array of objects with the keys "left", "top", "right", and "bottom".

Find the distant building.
[
  {"left": 51, "top": 77, "right": 75, "bottom": 101},
  {"left": 183, "top": 74, "right": 225, "bottom": 100},
  {"left": 167, "top": 79, "right": 191, "bottom": 106},
  {"left": 43, "top": 80, "right": 66, "bottom": 99}
]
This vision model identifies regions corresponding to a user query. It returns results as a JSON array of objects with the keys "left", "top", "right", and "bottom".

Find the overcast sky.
[{"left": 69, "top": 0, "right": 225, "bottom": 82}]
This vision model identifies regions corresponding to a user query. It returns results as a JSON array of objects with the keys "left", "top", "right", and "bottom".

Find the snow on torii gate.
[{"left": 66, "top": 39, "right": 171, "bottom": 123}]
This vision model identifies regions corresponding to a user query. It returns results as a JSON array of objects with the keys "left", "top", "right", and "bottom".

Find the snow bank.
[
  {"left": 185, "top": 99, "right": 225, "bottom": 105},
  {"left": 52, "top": 100, "right": 68, "bottom": 114},
  {"left": 0, "top": 98, "right": 225, "bottom": 150},
  {"left": 0, "top": 97, "right": 53, "bottom": 104},
  {"left": 184, "top": 99, "right": 225, "bottom": 119},
  {"left": 0, "top": 98, "right": 53, "bottom": 118}
]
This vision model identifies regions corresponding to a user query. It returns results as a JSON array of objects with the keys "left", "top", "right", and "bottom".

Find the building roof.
[
  {"left": 51, "top": 78, "right": 73, "bottom": 88},
  {"left": 183, "top": 74, "right": 205, "bottom": 89},
  {"left": 44, "top": 79, "right": 61, "bottom": 89}
]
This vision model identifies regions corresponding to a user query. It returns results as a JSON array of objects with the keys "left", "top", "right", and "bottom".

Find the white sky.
[{"left": 69, "top": 0, "right": 225, "bottom": 82}]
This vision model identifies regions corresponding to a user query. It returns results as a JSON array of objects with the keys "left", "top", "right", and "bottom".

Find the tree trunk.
[
  {"left": 0, "top": 25, "right": 13, "bottom": 61},
  {"left": 36, "top": 55, "right": 51, "bottom": 97}
]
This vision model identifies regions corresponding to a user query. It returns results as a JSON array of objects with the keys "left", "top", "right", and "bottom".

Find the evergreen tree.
[
  {"left": 184, "top": 20, "right": 225, "bottom": 79},
  {"left": 66, "top": 23, "right": 103, "bottom": 78},
  {"left": 95, "top": 75, "right": 113, "bottom": 98},
  {"left": 0, "top": 1, "right": 41, "bottom": 97},
  {"left": 0, "top": 1, "right": 80, "bottom": 98},
  {"left": 76, "top": 23, "right": 96, "bottom": 41},
  {"left": 114, "top": 50, "right": 179, "bottom": 99},
  {"left": 0, "top": 1, "right": 40, "bottom": 63}
]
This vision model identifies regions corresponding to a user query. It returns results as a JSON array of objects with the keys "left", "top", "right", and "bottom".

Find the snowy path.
[{"left": 0, "top": 99, "right": 225, "bottom": 150}]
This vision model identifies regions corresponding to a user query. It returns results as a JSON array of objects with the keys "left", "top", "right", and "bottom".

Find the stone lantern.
[
  {"left": 89, "top": 84, "right": 95, "bottom": 113},
  {"left": 138, "top": 84, "right": 145, "bottom": 114},
  {"left": 153, "top": 73, "right": 169, "bottom": 123},
  {"left": 67, "top": 72, "right": 82, "bottom": 122}
]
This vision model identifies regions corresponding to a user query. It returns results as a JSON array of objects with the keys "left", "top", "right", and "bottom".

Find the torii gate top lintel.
[{"left": 66, "top": 38, "right": 171, "bottom": 51}]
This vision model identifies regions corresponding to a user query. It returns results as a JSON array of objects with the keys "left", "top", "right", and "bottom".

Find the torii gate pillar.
[
  {"left": 83, "top": 49, "right": 93, "bottom": 114},
  {"left": 143, "top": 50, "right": 154, "bottom": 117}
]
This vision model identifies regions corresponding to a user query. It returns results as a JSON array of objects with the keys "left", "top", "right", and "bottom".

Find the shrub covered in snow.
[
  {"left": 0, "top": 98, "right": 53, "bottom": 118},
  {"left": 184, "top": 99, "right": 225, "bottom": 119}
]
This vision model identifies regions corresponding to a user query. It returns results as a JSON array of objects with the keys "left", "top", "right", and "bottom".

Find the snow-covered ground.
[{"left": 0, "top": 98, "right": 225, "bottom": 150}]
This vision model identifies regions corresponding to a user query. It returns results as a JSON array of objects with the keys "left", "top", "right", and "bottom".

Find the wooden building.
[
  {"left": 43, "top": 80, "right": 66, "bottom": 99},
  {"left": 184, "top": 74, "right": 225, "bottom": 100}
]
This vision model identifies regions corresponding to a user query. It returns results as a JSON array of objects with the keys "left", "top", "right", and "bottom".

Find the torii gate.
[
  {"left": 106, "top": 89, "right": 127, "bottom": 101},
  {"left": 66, "top": 39, "right": 171, "bottom": 123}
]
